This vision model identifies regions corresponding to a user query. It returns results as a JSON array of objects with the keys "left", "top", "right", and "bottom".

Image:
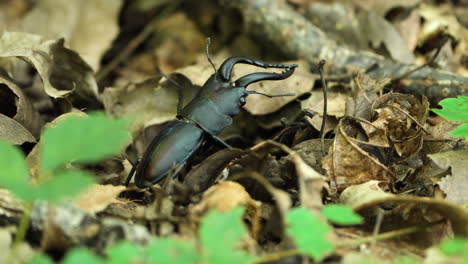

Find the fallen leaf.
[
  {"left": 0, "top": 32, "right": 99, "bottom": 100},
  {"left": 73, "top": 184, "right": 126, "bottom": 214},
  {"left": 428, "top": 150, "right": 468, "bottom": 204},
  {"left": 20, "top": 0, "right": 122, "bottom": 71},
  {"left": 322, "top": 118, "right": 394, "bottom": 192},
  {"left": 0, "top": 70, "right": 43, "bottom": 138},
  {"left": 0, "top": 114, "right": 35, "bottom": 145}
]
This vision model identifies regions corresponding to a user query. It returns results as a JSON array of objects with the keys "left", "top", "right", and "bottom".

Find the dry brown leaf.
[
  {"left": 360, "top": 11, "right": 415, "bottom": 64},
  {"left": 20, "top": 0, "right": 122, "bottom": 71},
  {"left": 152, "top": 12, "right": 206, "bottom": 72},
  {"left": 0, "top": 114, "right": 35, "bottom": 145},
  {"left": 371, "top": 93, "right": 429, "bottom": 159},
  {"left": 428, "top": 150, "right": 468, "bottom": 204},
  {"left": 0, "top": 32, "right": 98, "bottom": 99},
  {"left": 191, "top": 181, "right": 260, "bottom": 238},
  {"left": 323, "top": 118, "right": 394, "bottom": 192},
  {"left": 73, "top": 184, "right": 126, "bottom": 214},
  {"left": 0, "top": 70, "right": 43, "bottom": 138}
]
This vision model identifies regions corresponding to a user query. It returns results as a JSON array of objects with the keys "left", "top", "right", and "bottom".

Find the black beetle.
[{"left": 126, "top": 47, "right": 297, "bottom": 188}]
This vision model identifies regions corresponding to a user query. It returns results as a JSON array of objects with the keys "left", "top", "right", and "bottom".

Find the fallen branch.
[{"left": 219, "top": 0, "right": 468, "bottom": 103}]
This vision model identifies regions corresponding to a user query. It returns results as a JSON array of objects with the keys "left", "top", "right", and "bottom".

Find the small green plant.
[
  {"left": 27, "top": 204, "right": 364, "bottom": 264},
  {"left": 0, "top": 112, "right": 130, "bottom": 257},
  {"left": 432, "top": 96, "right": 468, "bottom": 139}
]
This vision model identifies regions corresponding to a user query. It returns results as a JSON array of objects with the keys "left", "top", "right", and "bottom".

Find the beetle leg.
[
  {"left": 234, "top": 68, "right": 297, "bottom": 87},
  {"left": 210, "top": 134, "right": 232, "bottom": 149},
  {"left": 218, "top": 56, "right": 298, "bottom": 81},
  {"left": 125, "top": 158, "right": 141, "bottom": 187}
]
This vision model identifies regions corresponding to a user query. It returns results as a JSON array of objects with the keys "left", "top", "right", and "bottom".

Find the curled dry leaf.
[
  {"left": 341, "top": 181, "right": 468, "bottom": 238},
  {"left": 428, "top": 150, "right": 468, "bottom": 204},
  {"left": 0, "top": 32, "right": 98, "bottom": 100},
  {"left": 371, "top": 93, "right": 429, "bottom": 159},
  {"left": 0, "top": 70, "right": 42, "bottom": 138},
  {"left": 230, "top": 172, "right": 291, "bottom": 242},
  {"left": 323, "top": 117, "right": 394, "bottom": 193},
  {"left": 184, "top": 148, "right": 248, "bottom": 193},
  {"left": 0, "top": 114, "right": 35, "bottom": 145},
  {"left": 72, "top": 184, "right": 126, "bottom": 214},
  {"left": 264, "top": 140, "right": 327, "bottom": 211},
  {"left": 20, "top": 0, "right": 122, "bottom": 71}
]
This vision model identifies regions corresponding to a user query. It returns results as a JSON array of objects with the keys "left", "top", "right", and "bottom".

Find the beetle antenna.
[
  {"left": 156, "top": 66, "right": 181, "bottom": 87},
  {"left": 206, "top": 37, "right": 218, "bottom": 77},
  {"left": 246, "top": 91, "right": 295, "bottom": 97}
]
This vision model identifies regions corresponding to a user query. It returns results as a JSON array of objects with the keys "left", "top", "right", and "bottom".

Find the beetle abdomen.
[{"left": 135, "top": 120, "right": 204, "bottom": 187}]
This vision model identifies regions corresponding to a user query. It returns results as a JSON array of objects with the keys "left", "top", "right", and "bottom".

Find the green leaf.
[
  {"left": 35, "top": 170, "right": 94, "bottom": 202},
  {"left": 439, "top": 237, "right": 468, "bottom": 256},
  {"left": 432, "top": 96, "right": 468, "bottom": 122},
  {"left": 106, "top": 241, "right": 144, "bottom": 264},
  {"left": 146, "top": 238, "right": 199, "bottom": 264},
  {"left": 322, "top": 204, "right": 363, "bottom": 225},
  {"left": 0, "top": 141, "right": 35, "bottom": 201},
  {"left": 200, "top": 207, "right": 256, "bottom": 264},
  {"left": 62, "top": 248, "right": 103, "bottom": 264},
  {"left": 41, "top": 112, "right": 130, "bottom": 172},
  {"left": 450, "top": 123, "right": 468, "bottom": 139},
  {"left": 286, "top": 207, "right": 334, "bottom": 261},
  {"left": 27, "top": 254, "right": 54, "bottom": 264}
]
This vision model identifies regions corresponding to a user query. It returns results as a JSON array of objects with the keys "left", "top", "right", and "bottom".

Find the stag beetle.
[{"left": 126, "top": 42, "right": 297, "bottom": 188}]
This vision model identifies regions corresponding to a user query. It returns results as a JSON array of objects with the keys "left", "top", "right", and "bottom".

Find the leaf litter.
[{"left": 0, "top": 1, "right": 467, "bottom": 263}]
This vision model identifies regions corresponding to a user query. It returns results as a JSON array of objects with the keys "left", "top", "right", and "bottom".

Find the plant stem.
[
  {"left": 8, "top": 201, "right": 33, "bottom": 263},
  {"left": 253, "top": 220, "right": 443, "bottom": 263}
]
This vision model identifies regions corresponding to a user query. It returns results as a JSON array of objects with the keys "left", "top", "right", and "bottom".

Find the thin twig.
[
  {"left": 253, "top": 219, "right": 444, "bottom": 263},
  {"left": 391, "top": 37, "right": 448, "bottom": 83},
  {"left": 318, "top": 60, "right": 328, "bottom": 156}
]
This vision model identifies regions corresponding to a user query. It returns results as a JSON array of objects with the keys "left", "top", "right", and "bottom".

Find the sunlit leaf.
[
  {"left": 41, "top": 112, "right": 130, "bottom": 172},
  {"left": 200, "top": 207, "right": 256, "bottom": 264},
  {"left": 146, "top": 238, "right": 199, "bottom": 264},
  {"left": 286, "top": 207, "right": 334, "bottom": 261},
  {"left": 62, "top": 248, "right": 102, "bottom": 264},
  {"left": 106, "top": 241, "right": 144, "bottom": 264},
  {"left": 322, "top": 204, "right": 363, "bottom": 225},
  {"left": 0, "top": 141, "right": 35, "bottom": 201},
  {"left": 36, "top": 170, "right": 94, "bottom": 202}
]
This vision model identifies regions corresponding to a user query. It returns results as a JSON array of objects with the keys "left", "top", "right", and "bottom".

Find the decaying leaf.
[
  {"left": 0, "top": 70, "right": 42, "bottom": 138},
  {"left": 0, "top": 114, "right": 35, "bottom": 145},
  {"left": 0, "top": 32, "right": 99, "bottom": 100},
  {"left": 371, "top": 93, "right": 429, "bottom": 159},
  {"left": 323, "top": 118, "right": 394, "bottom": 192},
  {"left": 20, "top": 0, "right": 123, "bottom": 71},
  {"left": 360, "top": 10, "right": 415, "bottom": 63},
  {"left": 428, "top": 150, "right": 468, "bottom": 204}
]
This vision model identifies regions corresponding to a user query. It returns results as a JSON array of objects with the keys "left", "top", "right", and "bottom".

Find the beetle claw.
[
  {"left": 218, "top": 56, "right": 297, "bottom": 82},
  {"left": 234, "top": 66, "right": 296, "bottom": 87}
]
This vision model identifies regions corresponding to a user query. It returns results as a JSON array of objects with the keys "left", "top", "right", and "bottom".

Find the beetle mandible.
[{"left": 126, "top": 42, "right": 298, "bottom": 188}]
